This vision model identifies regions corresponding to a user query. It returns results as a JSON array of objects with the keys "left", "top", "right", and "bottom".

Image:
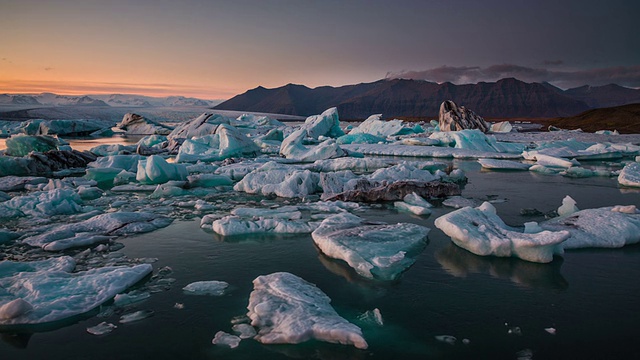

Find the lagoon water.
[{"left": 2, "top": 145, "right": 639, "bottom": 359}]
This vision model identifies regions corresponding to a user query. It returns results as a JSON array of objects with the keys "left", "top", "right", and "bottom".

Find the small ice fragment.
[
  {"left": 611, "top": 205, "right": 638, "bottom": 214},
  {"left": 544, "top": 327, "right": 556, "bottom": 335},
  {"left": 212, "top": 331, "right": 241, "bottom": 348},
  {"left": 462, "top": 338, "right": 470, "bottom": 345},
  {"left": 516, "top": 349, "right": 533, "bottom": 360},
  {"left": 557, "top": 195, "right": 579, "bottom": 217},
  {"left": 358, "top": 308, "right": 384, "bottom": 326},
  {"left": 119, "top": 309, "right": 155, "bottom": 323},
  {"left": 113, "top": 291, "right": 150, "bottom": 307},
  {"left": 95, "top": 244, "right": 108, "bottom": 252},
  {"left": 87, "top": 322, "right": 117, "bottom": 335},
  {"left": 232, "top": 323, "right": 257, "bottom": 339},
  {"left": 508, "top": 326, "right": 522, "bottom": 335},
  {"left": 182, "top": 281, "right": 229, "bottom": 296},
  {"left": 435, "top": 335, "right": 456, "bottom": 345},
  {"left": 174, "top": 303, "right": 184, "bottom": 310}
]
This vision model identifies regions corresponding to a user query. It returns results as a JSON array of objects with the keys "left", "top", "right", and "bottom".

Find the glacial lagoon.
[{"left": 2, "top": 121, "right": 640, "bottom": 359}]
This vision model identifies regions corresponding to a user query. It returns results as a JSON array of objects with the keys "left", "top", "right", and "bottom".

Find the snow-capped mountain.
[{"left": 0, "top": 93, "right": 220, "bottom": 108}]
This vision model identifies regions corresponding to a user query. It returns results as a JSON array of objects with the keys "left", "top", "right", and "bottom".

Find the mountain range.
[
  {"left": 213, "top": 78, "right": 640, "bottom": 119},
  {"left": 0, "top": 93, "right": 220, "bottom": 108}
]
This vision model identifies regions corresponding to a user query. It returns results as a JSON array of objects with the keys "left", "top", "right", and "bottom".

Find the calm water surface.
[{"left": 1, "top": 152, "right": 639, "bottom": 359}]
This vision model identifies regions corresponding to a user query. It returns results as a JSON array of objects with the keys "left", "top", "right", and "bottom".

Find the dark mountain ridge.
[{"left": 214, "top": 78, "right": 640, "bottom": 119}]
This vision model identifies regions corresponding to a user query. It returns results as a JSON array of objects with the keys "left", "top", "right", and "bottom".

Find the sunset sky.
[{"left": 1, "top": 0, "right": 638, "bottom": 100}]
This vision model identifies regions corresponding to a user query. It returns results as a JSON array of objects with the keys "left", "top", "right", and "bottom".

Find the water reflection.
[
  {"left": 258, "top": 342, "right": 370, "bottom": 360},
  {"left": 435, "top": 243, "right": 568, "bottom": 290},
  {"left": 0, "top": 332, "right": 31, "bottom": 349}
]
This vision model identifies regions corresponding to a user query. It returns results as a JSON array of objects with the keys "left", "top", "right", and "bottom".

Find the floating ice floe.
[
  {"left": 442, "top": 196, "right": 478, "bottom": 209},
  {"left": 301, "top": 107, "right": 344, "bottom": 139},
  {"left": 618, "top": 162, "right": 640, "bottom": 187},
  {"left": 113, "top": 290, "right": 150, "bottom": 306},
  {"left": 430, "top": 129, "right": 523, "bottom": 153},
  {"left": 136, "top": 155, "right": 188, "bottom": 184},
  {"left": 0, "top": 256, "right": 152, "bottom": 326},
  {"left": 182, "top": 281, "right": 229, "bottom": 296},
  {"left": 116, "top": 113, "right": 173, "bottom": 135},
  {"left": 187, "top": 173, "right": 233, "bottom": 188},
  {"left": 540, "top": 206, "right": 640, "bottom": 249},
  {"left": 87, "top": 322, "right": 117, "bottom": 336},
  {"left": 20, "top": 119, "right": 110, "bottom": 137},
  {"left": 211, "top": 214, "right": 319, "bottom": 236},
  {"left": 247, "top": 272, "right": 368, "bottom": 349},
  {"left": 490, "top": 121, "right": 513, "bottom": 133},
  {"left": 212, "top": 331, "right": 241, "bottom": 348},
  {"left": 119, "top": 309, "right": 154, "bottom": 323},
  {"left": 394, "top": 192, "right": 433, "bottom": 215},
  {"left": 279, "top": 128, "right": 347, "bottom": 162},
  {"left": 312, "top": 213, "right": 429, "bottom": 280},
  {"left": 168, "top": 113, "right": 231, "bottom": 139},
  {"left": 557, "top": 195, "right": 579, "bottom": 217},
  {"left": 434, "top": 202, "right": 570, "bottom": 263},
  {"left": 88, "top": 155, "right": 142, "bottom": 172},
  {"left": 341, "top": 143, "right": 522, "bottom": 159},
  {"left": 522, "top": 152, "right": 579, "bottom": 168},
  {"left": 175, "top": 124, "right": 260, "bottom": 162},
  {"left": 232, "top": 323, "right": 257, "bottom": 339},
  {"left": 0, "top": 188, "right": 83, "bottom": 218},
  {"left": 337, "top": 133, "right": 386, "bottom": 145},
  {"left": 0, "top": 176, "right": 48, "bottom": 192},
  {"left": 478, "top": 158, "right": 531, "bottom": 170},
  {"left": 234, "top": 162, "right": 320, "bottom": 198},
  {"left": 21, "top": 212, "right": 172, "bottom": 251}
]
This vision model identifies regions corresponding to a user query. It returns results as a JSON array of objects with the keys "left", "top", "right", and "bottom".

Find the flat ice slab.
[
  {"left": 478, "top": 159, "right": 531, "bottom": 170},
  {"left": 0, "top": 257, "right": 151, "bottom": 326},
  {"left": 541, "top": 207, "right": 640, "bottom": 249},
  {"left": 618, "top": 162, "right": 640, "bottom": 187},
  {"left": 311, "top": 213, "right": 429, "bottom": 280},
  {"left": 247, "top": 272, "right": 367, "bottom": 349},
  {"left": 434, "top": 202, "right": 570, "bottom": 263}
]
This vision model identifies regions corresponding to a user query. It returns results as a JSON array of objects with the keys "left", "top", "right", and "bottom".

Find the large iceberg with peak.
[
  {"left": 348, "top": 114, "right": 406, "bottom": 138},
  {"left": 279, "top": 128, "right": 347, "bottom": 162},
  {"left": 0, "top": 257, "right": 152, "bottom": 326},
  {"left": 168, "top": 113, "right": 231, "bottom": 139},
  {"left": 312, "top": 213, "right": 429, "bottom": 280},
  {"left": 301, "top": 107, "right": 344, "bottom": 139},
  {"left": 247, "top": 272, "right": 367, "bottom": 349},
  {"left": 434, "top": 202, "right": 570, "bottom": 263},
  {"left": 116, "top": 113, "right": 173, "bottom": 135}
]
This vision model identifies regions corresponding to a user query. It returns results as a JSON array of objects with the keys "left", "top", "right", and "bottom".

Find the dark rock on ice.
[{"left": 324, "top": 180, "right": 460, "bottom": 202}]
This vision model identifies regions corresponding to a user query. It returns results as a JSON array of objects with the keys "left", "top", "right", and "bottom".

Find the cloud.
[
  {"left": 44, "top": 67, "right": 54, "bottom": 71},
  {"left": 387, "top": 64, "right": 640, "bottom": 89}
]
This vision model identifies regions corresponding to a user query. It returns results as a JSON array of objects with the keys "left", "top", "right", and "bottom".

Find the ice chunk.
[
  {"left": 212, "top": 331, "right": 241, "bottom": 348},
  {"left": 0, "top": 188, "right": 83, "bottom": 218},
  {"left": 4, "top": 135, "right": 59, "bottom": 157},
  {"left": 182, "top": 281, "right": 229, "bottom": 296},
  {"left": 89, "top": 144, "right": 137, "bottom": 156},
  {"left": 541, "top": 207, "right": 640, "bottom": 249},
  {"left": 337, "top": 133, "right": 386, "bottom": 145},
  {"left": 348, "top": 114, "right": 405, "bottom": 138},
  {"left": 113, "top": 290, "right": 151, "bottom": 307},
  {"left": 116, "top": 113, "right": 173, "bottom": 135},
  {"left": 434, "top": 202, "right": 570, "bottom": 263},
  {"left": 0, "top": 298, "right": 34, "bottom": 320},
  {"left": 87, "top": 322, "right": 117, "bottom": 335},
  {"left": 232, "top": 323, "right": 257, "bottom": 339},
  {"left": 136, "top": 155, "right": 188, "bottom": 184},
  {"left": 302, "top": 107, "right": 344, "bottom": 139},
  {"left": 342, "top": 143, "right": 523, "bottom": 159},
  {"left": 168, "top": 113, "right": 231, "bottom": 139},
  {"left": 478, "top": 159, "right": 531, "bottom": 170},
  {"left": 430, "top": 129, "right": 523, "bottom": 153},
  {"left": 211, "top": 215, "right": 318, "bottom": 236},
  {"left": 247, "top": 272, "right": 367, "bottom": 349},
  {"left": 442, "top": 196, "right": 478, "bottom": 209},
  {"left": 357, "top": 308, "right": 384, "bottom": 326},
  {"left": 234, "top": 162, "right": 320, "bottom": 198},
  {"left": 280, "top": 128, "right": 347, "bottom": 162},
  {"left": 187, "top": 173, "right": 233, "bottom": 188},
  {"left": 522, "top": 152, "right": 579, "bottom": 168},
  {"left": 435, "top": 335, "right": 457, "bottom": 345},
  {"left": 88, "top": 155, "right": 142, "bottom": 172},
  {"left": 0, "top": 229, "right": 20, "bottom": 244},
  {"left": 0, "top": 257, "right": 152, "bottom": 325},
  {"left": 85, "top": 167, "right": 127, "bottom": 186},
  {"left": 557, "top": 196, "right": 579, "bottom": 217},
  {"left": 618, "top": 162, "right": 640, "bottom": 187},
  {"left": 490, "top": 121, "right": 513, "bottom": 133},
  {"left": 119, "top": 309, "right": 155, "bottom": 323},
  {"left": 312, "top": 213, "right": 429, "bottom": 280},
  {"left": 0, "top": 176, "right": 48, "bottom": 192},
  {"left": 175, "top": 124, "right": 260, "bottom": 162},
  {"left": 22, "top": 212, "right": 172, "bottom": 250},
  {"left": 394, "top": 192, "right": 433, "bottom": 216},
  {"left": 611, "top": 205, "right": 638, "bottom": 214}
]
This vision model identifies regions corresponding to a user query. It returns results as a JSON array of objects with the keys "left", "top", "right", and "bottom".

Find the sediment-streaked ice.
[
  {"left": 434, "top": 202, "right": 570, "bottom": 263},
  {"left": 541, "top": 207, "right": 640, "bottom": 249},
  {"left": 312, "top": 213, "right": 429, "bottom": 280},
  {"left": 247, "top": 272, "right": 367, "bottom": 349},
  {"left": 0, "top": 257, "right": 152, "bottom": 325}
]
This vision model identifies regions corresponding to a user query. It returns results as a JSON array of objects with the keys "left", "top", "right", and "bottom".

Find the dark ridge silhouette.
[
  {"left": 546, "top": 103, "right": 640, "bottom": 134},
  {"left": 212, "top": 78, "right": 639, "bottom": 119}
]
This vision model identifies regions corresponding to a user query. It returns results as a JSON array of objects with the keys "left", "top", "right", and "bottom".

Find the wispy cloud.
[
  {"left": 44, "top": 67, "right": 54, "bottom": 71},
  {"left": 0, "top": 79, "right": 234, "bottom": 100},
  {"left": 386, "top": 64, "right": 640, "bottom": 89}
]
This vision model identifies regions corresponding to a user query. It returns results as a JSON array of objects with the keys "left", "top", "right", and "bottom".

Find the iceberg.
[
  {"left": 0, "top": 176, "right": 48, "bottom": 192},
  {"left": 186, "top": 173, "right": 233, "bottom": 188},
  {"left": 336, "top": 133, "right": 386, "bottom": 145},
  {"left": 540, "top": 207, "right": 640, "bottom": 249},
  {"left": 301, "top": 107, "right": 344, "bottom": 139},
  {"left": 21, "top": 119, "right": 109, "bottom": 137},
  {"left": 490, "top": 121, "right": 513, "bottom": 133},
  {"left": 0, "top": 257, "right": 152, "bottom": 326},
  {"left": 557, "top": 195, "right": 579, "bottom": 217},
  {"left": 522, "top": 152, "right": 579, "bottom": 168},
  {"left": 22, "top": 212, "right": 172, "bottom": 251},
  {"left": 247, "top": 272, "right": 367, "bottom": 349},
  {"left": 234, "top": 162, "right": 320, "bottom": 198},
  {"left": 438, "top": 100, "right": 489, "bottom": 133},
  {"left": 4, "top": 135, "right": 60, "bottom": 157},
  {"left": 175, "top": 124, "right": 260, "bottom": 162},
  {"left": 280, "top": 128, "right": 347, "bottom": 162},
  {"left": 211, "top": 215, "right": 318, "bottom": 236},
  {"left": 136, "top": 155, "right": 188, "bottom": 184},
  {"left": 348, "top": 114, "right": 406, "bottom": 138},
  {"left": 88, "top": 155, "right": 142, "bottom": 172},
  {"left": 341, "top": 143, "right": 523, "bottom": 159},
  {"left": 168, "top": 113, "right": 231, "bottom": 139},
  {"left": 311, "top": 213, "right": 429, "bottom": 280},
  {"left": 394, "top": 192, "right": 433, "bottom": 215},
  {"left": 434, "top": 202, "right": 570, "bottom": 263},
  {"left": 116, "top": 113, "right": 173, "bottom": 135},
  {"left": 618, "top": 162, "right": 640, "bottom": 187},
  {"left": 0, "top": 189, "right": 83, "bottom": 218},
  {"left": 430, "top": 129, "right": 524, "bottom": 153}
]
